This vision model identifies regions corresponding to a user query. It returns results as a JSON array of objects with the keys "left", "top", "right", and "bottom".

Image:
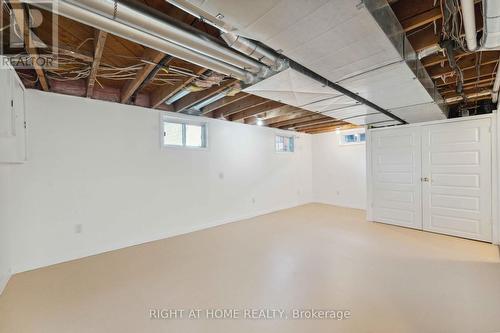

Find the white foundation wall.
[
  {"left": 311, "top": 131, "right": 367, "bottom": 210},
  {"left": 0, "top": 166, "right": 12, "bottom": 293},
  {"left": 5, "top": 90, "right": 313, "bottom": 274}
]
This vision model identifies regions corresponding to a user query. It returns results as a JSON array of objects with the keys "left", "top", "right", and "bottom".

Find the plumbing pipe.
[
  {"left": 32, "top": 1, "right": 257, "bottom": 82},
  {"left": 69, "top": 0, "right": 265, "bottom": 73},
  {"left": 492, "top": 66, "right": 500, "bottom": 103},
  {"left": 460, "top": 0, "right": 478, "bottom": 51}
]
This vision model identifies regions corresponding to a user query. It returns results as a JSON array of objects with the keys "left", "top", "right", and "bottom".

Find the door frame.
[{"left": 367, "top": 112, "right": 499, "bottom": 244}]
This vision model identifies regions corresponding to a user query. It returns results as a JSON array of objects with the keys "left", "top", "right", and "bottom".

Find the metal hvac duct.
[
  {"left": 32, "top": 0, "right": 264, "bottom": 83},
  {"left": 221, "top": 32, "right": 287, "bottom": 71}
]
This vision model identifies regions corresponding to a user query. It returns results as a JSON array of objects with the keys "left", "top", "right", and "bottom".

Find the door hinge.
[
  {"left": 24, "top": 121, "right": 27, "bottom": 129},
  {"left": 11, "top": 100, "right": 13, "bottom": 107}
]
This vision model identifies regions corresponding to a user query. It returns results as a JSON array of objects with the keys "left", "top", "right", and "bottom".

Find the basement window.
[
  {"left": 339, "top": 130, "right": 366, "bottom": 145},
  {"left": 163, "top": 118, "right": 207, "bottom": 148},
  {"left": 275, "top": 135, "right": 294, "bottom": 152}
]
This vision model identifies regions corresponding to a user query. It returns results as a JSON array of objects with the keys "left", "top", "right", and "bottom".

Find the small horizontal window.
[
  {"left": 275, "top": 135, "right": 294, "bottom": 152},
  {"left": 163, "top": 119, "right": 207, "bottom": 148},
  {"left": 339, "top": 131, "right": 366, "bottom": 145}
]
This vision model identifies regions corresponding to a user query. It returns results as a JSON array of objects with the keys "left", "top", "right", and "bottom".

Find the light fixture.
[
  {"left": 335, "top": 127, "right": 341, "bottom": 134},
  {"left": 256, "top": 118, "right": 264, "bottom": 126}
]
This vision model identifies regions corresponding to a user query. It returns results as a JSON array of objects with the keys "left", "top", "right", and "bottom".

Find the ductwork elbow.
[{"left": 221, "top": 32, "right": 287, "bottom": 72}]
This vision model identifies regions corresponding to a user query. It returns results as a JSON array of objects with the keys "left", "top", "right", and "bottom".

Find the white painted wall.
[
  {"left": 0, "top": 166, "right": 12, "bottom": 293},
  {"left": 3, "top": 90, "right": 312, "bottom": 275},
  {"left": 311, "top": 129, "right": 367, "bottom": 210}
]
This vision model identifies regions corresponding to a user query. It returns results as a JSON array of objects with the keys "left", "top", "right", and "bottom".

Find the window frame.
[
  {"left": 339, "top": 129, "right": 366, "bottom": 146},
  {"left": 275, "top": 134, "right": 295, "bottom": 153},
  {"left": 161, "top": 116, "right": 208, "bottom": 150}
]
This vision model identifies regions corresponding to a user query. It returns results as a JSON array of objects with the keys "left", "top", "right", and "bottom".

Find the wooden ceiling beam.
[
  {"left": 173, "top": 78, "right": 237, "bottom": 112},
  {"left": 297, "top": 121, "right": 349, "bottom": 132},
  {"left": 441, "top": 80, "right": 495, "bottom": 96},
  {"left": 284, "top": 117, "right": 341, "bottom": 130},
  {"left": 211, "top": 95, "right": 269, "bottom": 118},
  {"left": 228, "top": 101, "right": 284, "bottom": 121},
  {"left": 435, "top": 62, "right": 498, "bottom": 87},
  {"left": 201, "top": 92, "right": 249, "bottom": 115},
  {"left": 121, "top": 48, "right": 167, "bottom": 103},
  {"left": 407, "top": 21, "right": 441, "bottom": 52},
  {"left": 401, "top": 7, "right": 442, "bottom": 32},
  {"left": 391, "top": 0, "right": 437, "bottom": 22},
  {"left": 302, "top": 124, "right": 358, "bottom": 134},
  {"left": 245, "top": 105, "right": 305, "bottom": 125},
  {"left": 51, "top": 45, "right": 94, "bottom": 62},
  {"left": 87, "top": 30, "right": 108, "bottom": 98},
  {"left": 10, "top": 2, "right": 49, "bottom": 91},
  {"left": 444, "top": 90, "right": 492, "bottom": 104},
  {"left": 428, "top": 52, "right": 499, "bottom": 79},
  {"left": 247, "top": 110, "right": 311, "bottom": 126},
  {"left": 421, "top": 51, "right": 467, "bottom": 68},
  {"left": 439, "top": 77, "right": 495, "bottom": 94},
  {"left": 150, "top": 66, "right": 206, "bottom": 109},
  {"left": 270, "top": 113, "right": 327, "bottom": 128}
]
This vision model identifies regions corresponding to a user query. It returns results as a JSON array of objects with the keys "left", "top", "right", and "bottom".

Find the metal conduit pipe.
[
  {"left": 460, "top": 0, "right": 478, "bottom": 51},
  {"left": 492, "top": 60, "right": 500, "bottom": 103},
  {"left": 33, "top": 1, "right": 254, "bottom": 82},
  {"left": 221, "top": 32, "right": 287, "bottom": 71}
]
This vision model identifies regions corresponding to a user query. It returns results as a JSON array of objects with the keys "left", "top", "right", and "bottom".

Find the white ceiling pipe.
[
  {"left": 33, "top": 1, "right": 253, "bottom": 82},
  {"left": 460, "top": 0, "right": 478, "bottom": 51},
  {"left": 64, "top": 0, "right": 264, "bottom": 74},
  {"left": 492, "top": 58, "right": 500, "bottom": 103}
]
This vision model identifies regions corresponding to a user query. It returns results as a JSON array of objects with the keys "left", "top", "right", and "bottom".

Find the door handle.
[{"left": 421, "top": 177, "right": 430, "bottom": 182}]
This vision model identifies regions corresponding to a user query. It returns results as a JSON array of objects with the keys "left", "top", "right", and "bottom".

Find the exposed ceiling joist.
[
  {"left": 435, "top": 62, "right": 498, "bottom": 86},
  {"left": 51, "top": 45, "right": 94, "bottom": 62},
  {"left": 244, "top": 105, "right": 304, "bottom": 125},
  {"left": 211, "top": 95, "right": 269, "bottom": 118},
  {"left": 270, "top": 113, "right": 327, "bottom": 128},
  {"left": 201, "top": 92, "right": 249, "bottom": 115},
  {"left": 284, "top": 117, "right": 341, "bottom": 130},
  {"left": 228, "top": 101, "right": 283, "bottom": 121},
  {"left": 428, "top": 52, "right": 499, "bottom": 79},
  {"left": 121, "top": 48, "right": 166, "bottom": 103},
  {"left": 421, "top": 51, "right": 466, "bottom": 68},
  {"left": 401, "top": 7, "right": 441, "bottom": 32},
  {"left": 87, "top": 30, "right": 108, "bottom": 98},
  {"left": 258, "top": 111, "right": 311, "bottom": 126},
  {"left": 294, "top": 120, "right": 345, "bottom": 131},
  {"left": 303, "top": 124, "right": 358, "bottom": 134},
  {"left": 150, "top": 66, "right": 206, "bottom": 108}
]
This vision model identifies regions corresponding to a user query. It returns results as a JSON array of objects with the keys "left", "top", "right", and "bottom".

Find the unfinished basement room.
[{"left": 1, "top": 0, "right": 500, "bottom": 332}]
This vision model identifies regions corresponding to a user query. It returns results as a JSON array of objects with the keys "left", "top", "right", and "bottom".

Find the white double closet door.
[{"left": 370, "top": 117, "right": 492, "bottom": 242}]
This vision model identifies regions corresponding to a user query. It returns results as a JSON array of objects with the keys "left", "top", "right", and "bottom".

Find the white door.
[
  {"left": 421, "top": 118, "right": 492, "bottom": 242},
  {"left": 371, "top": 127, "right": 422, "bottom": 230}
]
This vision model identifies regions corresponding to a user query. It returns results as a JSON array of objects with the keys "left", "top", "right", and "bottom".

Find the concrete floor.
[{"left": 1, "top": 203, "right": 499, "bottom": 333}]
